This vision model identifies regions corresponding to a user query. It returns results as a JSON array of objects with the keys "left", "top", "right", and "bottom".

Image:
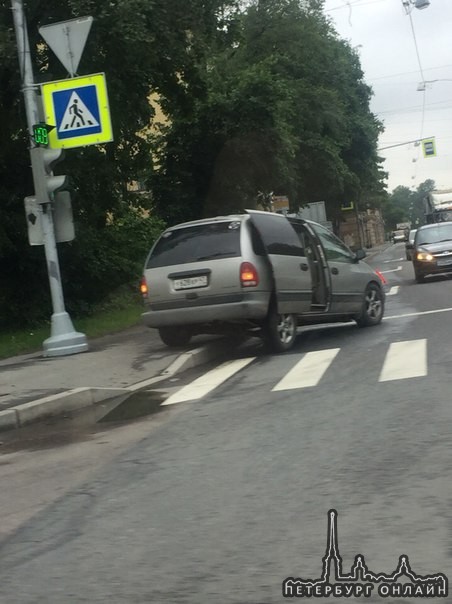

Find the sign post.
[{"left": 11, "top": 0, "right": 88, "bottom": 357}]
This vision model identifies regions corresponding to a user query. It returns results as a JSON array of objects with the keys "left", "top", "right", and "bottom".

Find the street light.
[
  {"left": 402, "top": 0, "right": 430, "bottom": 13},
  {"left": 417, "top": 79, "right": 452, "bottom": 91}
]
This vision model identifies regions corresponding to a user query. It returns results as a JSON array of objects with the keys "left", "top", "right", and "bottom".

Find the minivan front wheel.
[
  {"left": 263, "top": 309, "right": 297, "bottom": 352},
  {"left": 158, "top": 326, "right": 192, "bottom": 348},
  {"left": 356, "top": 283, "right": 384, "bottom": 327}
]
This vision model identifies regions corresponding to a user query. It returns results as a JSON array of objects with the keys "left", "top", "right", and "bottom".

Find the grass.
[{"left": 0, "top": 289, "right": 143, "bottom": 360}]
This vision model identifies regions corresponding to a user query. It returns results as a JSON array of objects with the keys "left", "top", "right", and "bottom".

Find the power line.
[
  {"left": 376, "top": 98, "right": 452, "bottom": 116},
  {"left": 325, "top": 0, "right": 386, "bottom": 12},
  {"left": 368, "top": 64, "right": 452, "bottom": 82}
]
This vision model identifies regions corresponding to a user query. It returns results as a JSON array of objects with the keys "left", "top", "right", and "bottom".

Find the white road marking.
[
  {"left": 161, "top": 357, "right": 255, "bottom": 405},
  {"left": 387, "top": 286, "right": 399, "bottom": 296},
  {"left": 381, "top": 266, "right": 402, "bottom": 273},
  {"left": 384, "top": 258, "right": 404, "bottom": 262},
  {"left": 379, "top": 340, "right": 427, "bottom": 382},
  {"left": 384, "top": 307, "right": 452, "bottom": 320},
  {"left": 272, "top": 348, "right": 340, "bottom": 391}
]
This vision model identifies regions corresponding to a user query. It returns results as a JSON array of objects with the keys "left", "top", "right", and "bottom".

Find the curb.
[{"left": 0, "top": 339, "right": 233, "bottom": 433}]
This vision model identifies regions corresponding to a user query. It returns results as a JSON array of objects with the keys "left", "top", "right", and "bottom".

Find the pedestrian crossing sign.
[{"left": 41, "top": 73, "right": 113, "bottom": 149}]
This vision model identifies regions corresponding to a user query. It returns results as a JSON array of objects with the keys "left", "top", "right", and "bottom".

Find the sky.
[{"left": 322, "top": 0, "right": 452, "bottom": 193}]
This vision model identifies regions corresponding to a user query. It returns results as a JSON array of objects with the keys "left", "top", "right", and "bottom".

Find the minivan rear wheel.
[
  {"left": 158, "top": 326, "right": 192, "bottom": 348},
  {"left": 263, "top": 309, "right": 297, "bottom": 352}
]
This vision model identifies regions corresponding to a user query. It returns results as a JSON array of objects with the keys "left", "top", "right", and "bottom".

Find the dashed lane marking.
[
  {"left": 387, "top": 286, "right": 399, "bottom": 296},
  {"left": 381, "top": 266, "right": 402, "bottom": 273},
  {"left": 384, "top": 307, "right": 452, "bottom": 320}
]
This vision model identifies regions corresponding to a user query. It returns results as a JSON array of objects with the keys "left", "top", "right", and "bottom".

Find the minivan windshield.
[
  {"left": 416, "top": 224, "right": 452, "bottom": 246},
  {"left": 146, "top": 221, "right": 242, "bottom": 268}
]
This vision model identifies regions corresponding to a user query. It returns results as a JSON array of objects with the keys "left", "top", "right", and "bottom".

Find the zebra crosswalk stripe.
[
  {"left": 160, "top": 339, "right": 431, "bottom": 405},
  {"left": 161, "top": 357, "right": 256, "bottom": 405},
  {"left": 378, "top": 339, "right": 427, "bottom": 382},
  {"left": 272, "top": 348, "right": 340, "bottom": 391}
]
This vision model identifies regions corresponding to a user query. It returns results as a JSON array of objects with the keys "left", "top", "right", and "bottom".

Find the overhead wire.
[{"left": 325, "top": 0, "right": 386, "bottom": 12}]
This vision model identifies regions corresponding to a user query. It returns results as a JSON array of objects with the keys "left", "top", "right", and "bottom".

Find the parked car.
[
  {"left": 141, "top": 211, "right": 386, "bottom": 352},
  {"left": 412, "top": 222, "right": 452, "bottom": 283},
  {"left": 405, "top": 229, "right": 417, "bottom": 261}
]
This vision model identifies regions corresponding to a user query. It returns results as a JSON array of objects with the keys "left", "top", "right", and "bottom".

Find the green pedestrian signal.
[{"left": 32, "top": 123, "right": 55, "bottom": 147}]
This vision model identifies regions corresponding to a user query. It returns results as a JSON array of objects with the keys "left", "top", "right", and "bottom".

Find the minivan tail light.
[
  {"left": 140, "top": 276, "right": 148, "bottom": 297},
  {"left": 240, "top": 262, "right": 259, "bottom": 287}
]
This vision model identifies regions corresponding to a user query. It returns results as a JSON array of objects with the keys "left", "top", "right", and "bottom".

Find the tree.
[
  {"left": 0, "top": 0, "right": 386, "bottom": 328},
  {"left": 151, "top": 0, "right": 385, "bottom": 225},
  {"left": 382, "top": 180, "right": 435, "bottom": 230},
  {"left": 0, "top": 0, "right": 234, "bottom": 326}
]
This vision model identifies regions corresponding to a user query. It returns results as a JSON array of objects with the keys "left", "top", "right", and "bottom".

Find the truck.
[
  {"left": 392, "top": 222, "right": 411, "bottom": 243},
  {"left": 423, "top": 190, "right": 452, "bottom": 224}
]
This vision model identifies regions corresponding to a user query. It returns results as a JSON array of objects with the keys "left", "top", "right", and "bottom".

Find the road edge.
[{"left": 0, "top": 340, "right": 231, "bottom": 433}]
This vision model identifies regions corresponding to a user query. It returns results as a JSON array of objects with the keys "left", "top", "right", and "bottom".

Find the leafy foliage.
[
  {"left": 0, "top": 0, "right": 386, "bottom": 329},
  {"left": 151, "top": 0, "right": 386, "bottom": 225},
  {"left": 381, "top": 180, "right": 436, "bottom": 230}
]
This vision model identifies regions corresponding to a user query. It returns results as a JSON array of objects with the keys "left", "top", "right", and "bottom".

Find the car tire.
[
  {"left": 414, "top": 270, "right": 425, "bottom": 284},
  {"left": 406, "top": 252, "right": 411, "bottom": 261},
  {"left": 158, "top": 326, "right": 192, "bottom": 348},
  {"left": 356, "top": 283, "right": 384, "bottom": 328},
  {"left": 263, "top": 306, "right": 297, "bottom": 353}
]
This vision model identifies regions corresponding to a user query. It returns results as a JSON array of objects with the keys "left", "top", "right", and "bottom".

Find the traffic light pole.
[{"left": 11, "top": 0, "right": 88, "bottom": 356}]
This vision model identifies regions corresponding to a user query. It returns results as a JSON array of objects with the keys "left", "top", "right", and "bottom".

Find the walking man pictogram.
[{"left": 69, "top": 98, "right": 85, "bottom": 128}]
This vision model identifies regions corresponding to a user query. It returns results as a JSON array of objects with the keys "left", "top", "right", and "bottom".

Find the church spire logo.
[{"left": 283, "top": 510, "right": 448, "bottom": 598}]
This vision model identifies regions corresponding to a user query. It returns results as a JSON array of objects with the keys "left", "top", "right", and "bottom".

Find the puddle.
[{"left": 0, "top": 390, "right": 168, "bottom": 453}]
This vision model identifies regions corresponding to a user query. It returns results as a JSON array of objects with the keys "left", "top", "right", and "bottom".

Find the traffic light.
[
  {"left": 422, "top": 138, "right": 436, "bottom": 158},
  {"left": 30, "top": 146, "right": 68, "bottom": 204}
]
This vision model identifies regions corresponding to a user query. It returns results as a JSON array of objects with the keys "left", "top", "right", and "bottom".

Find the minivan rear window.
[{"left": 146, "top": 221, "right": 242, "bottom": 268}]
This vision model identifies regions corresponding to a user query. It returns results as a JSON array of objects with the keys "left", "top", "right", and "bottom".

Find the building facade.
[{"left": 339, "top": 208, "right": 385, "bottom": 250}]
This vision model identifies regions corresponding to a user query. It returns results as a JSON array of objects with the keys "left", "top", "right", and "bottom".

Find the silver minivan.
[{"left": 141, "top": 211, "right": 385, "bottom": 352}]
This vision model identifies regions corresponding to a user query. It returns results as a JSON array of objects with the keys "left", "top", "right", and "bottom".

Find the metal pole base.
[{"left": 43, "top": 311, "right": 89, "bottom": 357}]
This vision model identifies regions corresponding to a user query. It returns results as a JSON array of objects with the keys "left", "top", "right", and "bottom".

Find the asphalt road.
[{"left": 1, "top": 243, "right": 452, "bottom": 603}]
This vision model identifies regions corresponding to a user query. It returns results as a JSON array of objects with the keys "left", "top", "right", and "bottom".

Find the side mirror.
[{"left": 355, "top": 248, "right": 366, "bottom": 261}]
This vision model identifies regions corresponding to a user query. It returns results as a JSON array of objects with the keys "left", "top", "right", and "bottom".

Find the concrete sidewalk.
[{"left": 0, "top": 325, "right": 227, "bottom": 431}]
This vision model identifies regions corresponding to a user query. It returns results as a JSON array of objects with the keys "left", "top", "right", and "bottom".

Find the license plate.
[
  {"left": 436, "top": 258, "right": 452, "bottom": 267},
  {"left": 173, "top": 275, "right": 208, "bottom": 290}
]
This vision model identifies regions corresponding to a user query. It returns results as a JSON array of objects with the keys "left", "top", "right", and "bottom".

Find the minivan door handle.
[
  {"left": 300, "top": 263, "right": 309, "bottom": 271},
  {"left": 331, "top": 267, "right": 339, "bottom": 275}
]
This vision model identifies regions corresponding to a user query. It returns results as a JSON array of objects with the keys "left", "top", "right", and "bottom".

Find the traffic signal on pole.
[
  {"left": 30, "top": 146, "right": 68, "bottom": 204},
  {"left": 422, "top": 138, "right": 436, "bottom": 158}
]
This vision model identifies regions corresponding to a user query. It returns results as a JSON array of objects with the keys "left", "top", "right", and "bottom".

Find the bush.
[{"left": 0, "top": 207, "right": 165, "bottom": 329}]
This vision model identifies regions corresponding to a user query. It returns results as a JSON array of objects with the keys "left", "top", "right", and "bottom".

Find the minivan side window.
[
  {"left": 288, "top": 220, "right": 306, "bottom": 255},
  {"left": 249, "top": 223, "right": 266, "bottom": 256},
  {"left": 248, "top": 214, "right": 304, "bottom": 256},
  {"left": 312, "top": 224, "right": 355, "bottom": 264}
]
